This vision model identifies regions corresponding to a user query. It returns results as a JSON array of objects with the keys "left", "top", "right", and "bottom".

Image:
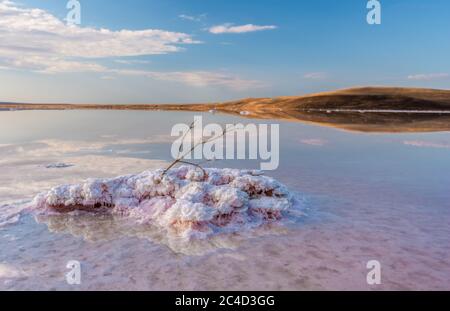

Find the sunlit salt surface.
[
  {"left": 0, "top": 110, "right": 449, "bottom": 290},
  {"left": 31, "top": 166, "right": 300, "bottom": 241}
]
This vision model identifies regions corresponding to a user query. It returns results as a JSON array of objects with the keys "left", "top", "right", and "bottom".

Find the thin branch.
[
  {"left": 177, "top": 120, "right": 196, "bottom": 158},
  {"left": 177, "top": 160, "right": 207, "bottom": 178},
  {"left": 161, "top": 123, "right": 237, "bottom": 179}
]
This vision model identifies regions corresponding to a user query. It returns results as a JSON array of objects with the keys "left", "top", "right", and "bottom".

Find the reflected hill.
[{"left": 2, "top": 87, "right": 450, "bottom": 133}]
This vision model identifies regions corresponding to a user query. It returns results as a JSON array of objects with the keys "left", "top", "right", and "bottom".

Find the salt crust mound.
[{"left": 31, "top": 166, "right": 296, "bottom": 238}]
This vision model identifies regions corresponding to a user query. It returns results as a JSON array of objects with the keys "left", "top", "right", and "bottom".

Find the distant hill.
[
  {"left": 2, "top": 87, "right": 450, "bottom": 112},
  {"left": 2, "top": 87, "right": 450, "bottom": 132},
  {"left": 214, "top": 87, "right": 450, "bottom": 112}
]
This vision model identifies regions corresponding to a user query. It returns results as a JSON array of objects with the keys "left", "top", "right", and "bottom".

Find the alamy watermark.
[
  {"left": 367, "top": 0, "right": 382, "bottom": 25},
  {"left": 66, "top": 260, "right": 81, "bottom": 285},
  {"left": 171, "top": 116, "right": 280, "bottom": 171},
  {"left": 366, "top": 260, "right": 382, "bottom": 285},
  {"left": 66, "top": 0, "right": 81, "bottom": 26}
]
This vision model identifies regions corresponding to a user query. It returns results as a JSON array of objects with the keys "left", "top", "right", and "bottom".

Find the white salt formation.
[
  {"left": 31, "top": 166, "right": 296, "bottom": 238},
  {"left": 45, "top": 163, "right": 74, "bottom": 169}
]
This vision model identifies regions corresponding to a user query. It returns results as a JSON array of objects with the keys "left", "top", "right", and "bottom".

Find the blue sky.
[{"left": 0, "top": 0, "right": 449, "bottom": 103}]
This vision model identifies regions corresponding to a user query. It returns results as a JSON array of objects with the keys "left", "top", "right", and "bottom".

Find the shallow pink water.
[{"left": 0, "top": 110, "right": 449, "bottom": 290}]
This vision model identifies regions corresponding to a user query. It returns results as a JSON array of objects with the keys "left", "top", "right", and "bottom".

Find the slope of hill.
[
  {"left": 215, "top": 87, "right": 450, "bottom": 112},
  {"left": 2, "top": 87, "right": 450, "bottom": 132}
]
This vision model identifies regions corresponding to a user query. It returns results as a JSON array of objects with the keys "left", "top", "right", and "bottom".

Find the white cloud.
[
  {"left": 179, "top": 14, "right": 207, "bottom": 22},
  {"left": 3, "top": 55, "right": 107, "bottom": 73},
  {"left": 0, "top": 0, "right": 195, "bottom": 75},
  {"left": 110, "top": 69, "right": 265, "bottom": 90},
  {"left": 407, "top": 73, "right": 449, "bottom": 81},
  {"left": 303, "top": 72, "right": 328, "bottom": 80},
  {"left": 208, "top": 23, "right": 277, "bottom": 34},
  {"left": 0, "top": 1, "right": 262, "bottom": 90},
  {"left": 114, "top": 59, "right": 151, "bottom": 65}
]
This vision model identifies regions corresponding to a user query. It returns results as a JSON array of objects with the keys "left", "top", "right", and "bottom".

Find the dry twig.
[{"left": 161, "top": 123, "right": 236, "bottom": 180}]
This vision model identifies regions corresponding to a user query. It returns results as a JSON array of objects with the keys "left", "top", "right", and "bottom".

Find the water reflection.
[
  {"left": 0, "top": 110, "right": 449, "bottom": 290},
  {"left": 34, "top": 211, "right": 293, "bottom": 256}
]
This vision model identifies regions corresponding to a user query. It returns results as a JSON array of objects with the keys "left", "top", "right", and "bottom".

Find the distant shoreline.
[
  {"left": 2, "top": 86, "right": 450, "bottom": 112},
  {"left": 2, "top": 87, "right": 450, "bottom": 133}
]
